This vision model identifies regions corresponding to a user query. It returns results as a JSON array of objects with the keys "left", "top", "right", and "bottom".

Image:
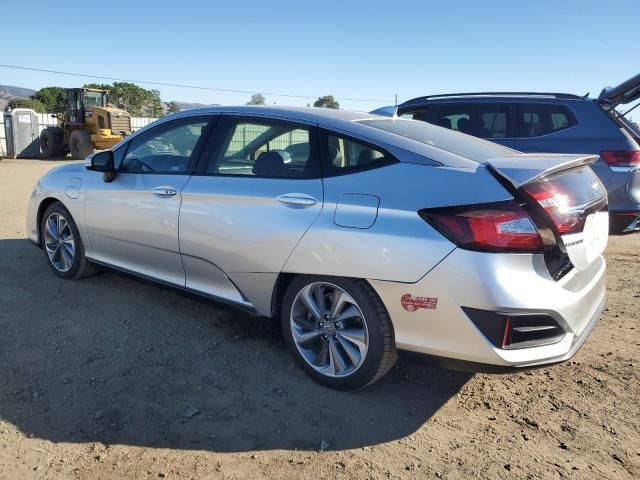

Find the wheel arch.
[{"left": 36, "top": 197, "right": 65, "bottom": 247}]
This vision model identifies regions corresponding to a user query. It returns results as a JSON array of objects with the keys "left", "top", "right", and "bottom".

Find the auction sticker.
[{"left": 401, "top": 294, "right": 438, "bottom": 312}]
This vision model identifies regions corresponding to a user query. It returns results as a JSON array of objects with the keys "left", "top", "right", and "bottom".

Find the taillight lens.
[
  {"left": 600, "top": 150, "right": 640, "bottom": 168},
  {"left": 420, "top": 201, "right": 543, "bottom": 253},
  {"left": 522, "top": 166, "right": 607, "bottom": 235}
]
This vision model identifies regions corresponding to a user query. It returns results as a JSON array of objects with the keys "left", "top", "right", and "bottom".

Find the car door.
[
  {"left": 178, "top": 115, "right": 323, "bottom": 308},
  {"left": 84, "top": 115, "right": 214, "bottom": 286}
]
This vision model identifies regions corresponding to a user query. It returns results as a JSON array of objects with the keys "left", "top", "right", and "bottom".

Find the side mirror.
[{"left": 85, "top": 150, "right": 116, "bottom": 182}]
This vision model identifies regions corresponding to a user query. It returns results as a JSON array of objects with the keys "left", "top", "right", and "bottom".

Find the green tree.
[
  {"left": 33, "top": 87, "right": 67, "bottom": 112},
  {"left": 7, "top": 98, "right": 46, "bottom": 112},
  {"left": 83, "top": 82, "right": 161, "bottom": 116},
  {"left": 246, "top": 93, "right": 266, "bottom": 105},
  {"left": 167, "top": 101, "right": 181, "bottom": 113},
  {"left": 149, "top": 89, "right": 164, "bottom": 117},
  {"left": 313, "top": 95, "right": 340, "bottom": 109}
]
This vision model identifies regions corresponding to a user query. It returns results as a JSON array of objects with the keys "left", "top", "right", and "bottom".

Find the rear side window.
[
  {"left": 403, "top": 104, "right": 511, "bottom": 139},
  {"left": 515, "top": 104, "right": 577, "bottom": 138},
  {"left": 434, "top": 103, "right": 511, "bottom": 139},
  {"left": 322, "top": 133, "right": 393, "bottom": 175}
]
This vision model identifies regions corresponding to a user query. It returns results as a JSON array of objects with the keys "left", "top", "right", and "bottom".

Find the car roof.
[
  {"left": 400, "top": 92, "right": 589, "bottom": 108},
  {"left": 168, "top": 105, "right": 380, "bottom": 128}
]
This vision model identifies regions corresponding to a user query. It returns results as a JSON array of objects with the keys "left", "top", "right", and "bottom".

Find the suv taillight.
[
  {"left": 600, "top": 150, "right": 640, "bottom": 168},
  {"left": 419, "top": 201, "right": 543, "bottom": 253}
]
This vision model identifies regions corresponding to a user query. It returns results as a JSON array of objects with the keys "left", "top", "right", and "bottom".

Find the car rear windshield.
[{"left": 357, "top": 118, "right": 515, "bottom": 162}]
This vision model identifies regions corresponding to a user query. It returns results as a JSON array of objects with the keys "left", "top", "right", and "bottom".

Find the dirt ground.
[{"left": 0, "top": 158, "right": 638, "bottom": 480}]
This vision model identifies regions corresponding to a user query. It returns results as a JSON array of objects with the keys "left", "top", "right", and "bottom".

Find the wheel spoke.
[
  {"left": 46, "top": 216, "right": 58, "bottom": 239},
  {"left": 337, "top": 328, "right": 367, "bottom": 353},
  {"left": 328, "top": 338, "right": 347, "bottom": 375},
  {"left": 334, "top": 305, "right": 360, "bottom": 323},
  {"left": 291, "top": 326, "right": 322, "bottom": 346},
  {"left": 300, "top": 285, "right": 323, "bottom": 320},
  {"left": 329, "top": 290, "right": 348, "bottom": 318},
  {"left": 60, "top": 246, "right": 73, "bottom": 271},
  {"left": 314, "top": 340, "right": 329, "bottom": 366},
  {"left": 314, "top": 284, "right": 328, "bottom": 313},
  {"left": 337, "top": 334, "right": 361, "bottom": 366}
]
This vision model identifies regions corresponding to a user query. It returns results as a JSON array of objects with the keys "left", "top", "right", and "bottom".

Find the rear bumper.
[{"left": 369, "top": 249, "right": 606, "bottom": 368}]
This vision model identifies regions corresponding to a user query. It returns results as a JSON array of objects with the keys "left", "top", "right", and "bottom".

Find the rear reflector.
[
  {"left": 600, "top": 150, "right": 640, "bottom": 167},
  {"left": 420, "top": 201, "right": 543, "bottom": 253},
  {"left": 463, "top": 307, "right": 565, "bottom": 349}
]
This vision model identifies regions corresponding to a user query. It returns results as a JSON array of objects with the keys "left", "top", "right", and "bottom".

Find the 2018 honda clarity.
[{"left": 27, "top": 106, "right": 608, "bottom": 390}]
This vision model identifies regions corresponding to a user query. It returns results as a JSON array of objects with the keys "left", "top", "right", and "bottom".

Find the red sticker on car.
[{"left": 401, "top": 294, "right": 438, "bottom": 312}]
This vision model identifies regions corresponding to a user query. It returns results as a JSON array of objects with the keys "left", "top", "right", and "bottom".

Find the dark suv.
[{"left": 394, "top": 74, "right": 640, "bottom": 233}]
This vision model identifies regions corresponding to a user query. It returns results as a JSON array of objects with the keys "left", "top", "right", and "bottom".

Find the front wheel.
[
  {"left": 41, "top": 202, "right": 98, "bottom": 279},
  {"left": 281, "top": 276, "right": 397, "bottom": 390}
]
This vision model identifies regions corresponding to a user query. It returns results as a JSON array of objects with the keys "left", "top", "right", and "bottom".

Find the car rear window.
[
  {"left": 515, "top": 104, "right": 577, "bottom": 137},
  {"left": 356, "top": 118, "right": 515, "bottom": 162}
]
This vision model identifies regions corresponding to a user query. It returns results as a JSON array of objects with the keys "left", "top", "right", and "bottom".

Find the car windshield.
[{"left": 357, "top": 117, "right": 515, "bottom": 162}]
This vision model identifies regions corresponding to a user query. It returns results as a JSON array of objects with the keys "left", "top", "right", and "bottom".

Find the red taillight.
[
  {"left": 523, "top": 185, "right": 585, "bottom": 234},
  {"left": 420, "top": 201, "right": 543, "bottom": 253},
  {"left": 600, "top": 150, "right": 640, "bottom": 167}
]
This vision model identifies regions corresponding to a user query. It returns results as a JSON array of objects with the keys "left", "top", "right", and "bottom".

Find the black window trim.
[
  {"left": 512, "top": 102, "right": 579, "bottom": 139},
  {"left": 115, "top": 114, "right": 217, "bottom": 175},
  {"left": 194, "top": 115, "right": 322, "bottom": 180},
  {"left": 318, "top": 127, "right": 399, "bottom": 178}
]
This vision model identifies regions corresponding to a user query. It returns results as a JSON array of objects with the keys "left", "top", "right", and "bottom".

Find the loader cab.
[{"left": 65, "top": 88, "right": 108, "bottom": 125}]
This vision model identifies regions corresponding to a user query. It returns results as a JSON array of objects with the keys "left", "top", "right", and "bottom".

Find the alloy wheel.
[
  {"left": 290, "top": 282, "right": 369, "bottom": 377},
  {"left": 43, "top": 213, "right": 75, "bottom": 272}
]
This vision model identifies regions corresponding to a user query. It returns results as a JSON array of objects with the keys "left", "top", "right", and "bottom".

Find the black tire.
[
  {"left": 40, "top": 202, "right": 99, "bottom": 280},
  {"left": 281, "top": 275, "right": 397, "bottom": 390},
  {"left": 609, "top": 214, "right": 638, "bottom": 235},
  {"left": 68, "top": 129, "right": 94, "bottom": 160},
  {"left": 39, "top": 127, "right": 63, "bottom": 159}
]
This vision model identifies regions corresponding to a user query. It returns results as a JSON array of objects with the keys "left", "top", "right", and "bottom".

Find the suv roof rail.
[{"left": 401, "top": 92, "right": 584, "bottom": 105}]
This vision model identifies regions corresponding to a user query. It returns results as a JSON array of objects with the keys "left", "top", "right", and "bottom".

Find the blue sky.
[{"left": 2, "top": 0, "right": 639, "bottom": 115}]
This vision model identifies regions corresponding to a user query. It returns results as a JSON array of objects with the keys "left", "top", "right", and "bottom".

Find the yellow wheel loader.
[{"left": 39, "top": 88, "right": 131, "bottom": 159}]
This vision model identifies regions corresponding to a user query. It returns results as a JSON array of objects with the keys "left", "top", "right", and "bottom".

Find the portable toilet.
[{"left": 3, "top": 108, "right": 40, "bottom": 158}]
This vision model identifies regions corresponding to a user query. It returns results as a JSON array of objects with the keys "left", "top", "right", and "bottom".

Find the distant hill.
[
  {"left": 0, "top": 84, "right": 36, "bottom": 110},
  {"left": 0, "top": 83, "right": 219, "bottom": 114}
]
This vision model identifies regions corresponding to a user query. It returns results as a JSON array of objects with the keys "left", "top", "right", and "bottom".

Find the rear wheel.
[
  {"left": 41, "top": 202, "right": 98, "bottom": 279},
  {"left": 281, "top": 275, "right": 397, "bottom": 390},
  {"left": 39, "top": 127, "right": 63, "bottom": 159},
  {"left": 69, "top": 129, "right": 94, "bottom": 160}
]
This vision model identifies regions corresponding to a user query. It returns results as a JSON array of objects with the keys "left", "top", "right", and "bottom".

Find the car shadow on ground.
[{"left": 0, "top": 238, "right": 472, "bottom": 452}]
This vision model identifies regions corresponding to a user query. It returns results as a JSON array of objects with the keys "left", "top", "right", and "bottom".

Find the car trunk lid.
[
  {"left": 597, "top": 72, "right": 640, "bottom": 111},
  {"left": 486, "top": 154, "right": 608, "bottom": 273}
]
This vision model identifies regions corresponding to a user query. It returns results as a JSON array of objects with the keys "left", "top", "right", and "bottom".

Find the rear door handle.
[
  {"left": 152, "top": 186, "right": 178, "bottom": 197},
  {"left": 276, "top": 193, "right": 318, "bottom": 207}
]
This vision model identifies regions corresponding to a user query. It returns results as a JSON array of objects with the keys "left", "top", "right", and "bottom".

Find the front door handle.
[
  {"left": 276, "top": 193, "right": 318, "bottom": 207},
  {"left": 152, "top": 186, "right": 178, "bottom": 197}
]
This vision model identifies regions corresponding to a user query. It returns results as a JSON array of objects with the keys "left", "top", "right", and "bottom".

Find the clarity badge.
[{"left": 401, "top": 294, "right": 438, "bottom": 312}]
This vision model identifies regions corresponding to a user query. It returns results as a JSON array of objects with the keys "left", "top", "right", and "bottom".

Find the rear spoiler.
[
  {"left": 485, "top": 154, "right": 599, "bottom": 189},
  {"left": 369, "top": 106, "right": 398, "bottom": 118}
]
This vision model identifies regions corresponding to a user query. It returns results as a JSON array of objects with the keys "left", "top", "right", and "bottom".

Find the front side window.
[
  {"left": 515, "top": 104, "right": 577, "bottom": 137},
  {"left": 120, "top": 118, "right": 208, "bottom": 173},
  {"left": 209, "top": 119, "right": 315, "bottom": 178}
]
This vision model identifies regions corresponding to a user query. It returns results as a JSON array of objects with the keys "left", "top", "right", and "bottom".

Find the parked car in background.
[
  {"left": 27, "top": 106, "right": 607, "bottom": 390},
  {"left": 395, "top": 73, "right": 640, "bottom": 234}
]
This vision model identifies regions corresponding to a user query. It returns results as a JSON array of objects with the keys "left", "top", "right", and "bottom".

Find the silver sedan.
[{"left": 27, "top": 106, "right": 608, "bottom": 390}]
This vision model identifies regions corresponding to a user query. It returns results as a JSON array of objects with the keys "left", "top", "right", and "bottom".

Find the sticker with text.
[{"left": 401, "top": 294, "right": 438, "bottom": 312}]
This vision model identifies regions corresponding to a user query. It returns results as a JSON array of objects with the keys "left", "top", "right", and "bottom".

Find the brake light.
[
  {"left": 600, "top": 150, "right": 640, "bottom": 167},
  {"left": 420, "top": 201, "right": 543, "bottom": 253},
  {"left": 522, "top": 166, "right": 607, "bottom": 235},
  {"left": 523, "top": 185, "right": 585, "bottom": 234}
]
